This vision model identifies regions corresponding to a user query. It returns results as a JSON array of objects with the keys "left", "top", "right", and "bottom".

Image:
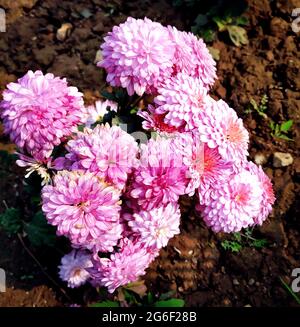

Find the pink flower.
[
  {"left": 129, "top": 202, "right": 181, "bottom": 249},
  {"left": 130, "top": 137, "right": 189, "bottom": 210},
  {"left": 153, "top": 73, "right": 211, "bottom": 131},
  {"left": 198, "top": 99, "right": 249, "bottom": 164},
  {"left": 200, "top": 168, "right": 263, "bottom": 233},
  {"left": 65, "top": 124, "right": 138, "bottom": 190},
  {"left": 244, "top": 161, "right": 275, "bottom": 225},
  {"left": 168, "top": 26, "right": 217, "bottom": 88},
  {"left": 85, "top": 100, "right": 118, "bottom": 128},
  {"left": 99, "top": 17, "right": 175, "bottom": 96},
  {"left": 90, "top": 238, "right": 158, "bottom": 293},
  {"left": 0, "top": 70, "right": 85, "bottom": 162},
  {"left": 42, "top": 170, "right": 122, "bottom": 252},
  {"left": 59, "top": 250, "right": 93, "bottom": 288},
  {"left": 138, "top": 105, "right": 181, "bottom": 134}
]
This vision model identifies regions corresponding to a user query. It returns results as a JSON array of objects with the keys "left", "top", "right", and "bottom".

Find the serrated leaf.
[
  {"left": 280, "top": 120, "right": 293, "bottom": 132},
  {"left": 154, "top": 299, "right": 185, "bottom": 307},
  {"left": 227, "top": 25, "right": 248, "bottom": 47},
  {"left": 89, "top": 300, "right": 119, "bottom": 307},
  {"left": 0, "top": 208, "right": 22, "bottom": 235},
  {"left": 25, "top": 211, "right": 56, "bottom": 247}
]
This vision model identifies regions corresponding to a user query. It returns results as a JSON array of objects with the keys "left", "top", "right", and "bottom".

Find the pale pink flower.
[
  {"left": 244, "top": 161, "right": 275, "bottom": 225},
  {"left": 153, "top": 73, "right": 211, "bottom": 131},
  {"left": 198, "top": 99, "right": 249, "bottom": 164},
  {"left": 85, "top": 100, "right": 118, "bottom": 128},
  {"left": 0, "top": 70, "right": 85, "bottom": 161},
  {"left": 201, "top": 168, "right": 263, "bottom": 233},
  {"left": 42, "top": 170, "right": 122, "bottom": 252},
  {"left": 99, "top": 17, "right": 175, "bottom": 96},
  {"left": 90, "top": 238, "right": 158, "bottom": 293},
  {"left": 129, "top": 202, "right": 181, "bottom": 249},
  {"left": 168, "top": 26, "right": 217, "bottom": 88},
  {"left": 130, "top": 137, "right": 189, "bottom": 210},
  {"left": 65, "top": 124, "right": 139, "bottom": 190},
  {"left": 59, "top": 250, "right": 93, "bottom": 288}
]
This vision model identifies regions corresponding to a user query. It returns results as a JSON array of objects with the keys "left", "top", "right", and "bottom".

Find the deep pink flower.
[
  {"left": 42, "top": 170, "right": 122, "bottom": 252},
  {"left": 90, "top": 238, "right": 158, "bottom": 293},
  {"left": 168, "top": 26, "right": 217, "bottom": 88},
  {"left": 65, "top": 124, "right": 138, "bottom": 190},
  {"left": 198, "top": 99, "right": 249, "bottom": 164},
  {"left": 129, "top": 202, "right": 181, "bottom": 249},
  {"left": 59, "top": 250, "right": 93, "bottom": 288},
  {"left": 200, "top": 168, "right": 263, "bottom": 233},
  {"left": 130, "top": 137, "right": 189, "bottom": 210},
  {"left": 0, "top": 70, "right": 85, "bottom": 162},
  {"left": 153, "top": 73, "right": 211, "bottom": 131},
  {"left": 99, "top": 17, "right": 175, "bottom": 96},
  {"left": 244, "top": 161, "right": 275, "bottom": 225}
]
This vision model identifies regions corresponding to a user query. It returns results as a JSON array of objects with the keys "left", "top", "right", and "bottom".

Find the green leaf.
[
  {"left": 227, "top": 25, "right": 248, "bottom": 47},
  {"left": 278, "top": 134, "right": 294, "bottom": 141},
  {"left": 89, "top": 300, "right": 119, "bottom": 307},
  {"left": 280, "top": 120, "right": 293, "bottom": 132},
  {"left": 159, "top": 290, "right": 176, "bottom": 301},
  {"left": 221, "top": 240, "right": 242, "bottom": 253},
  {"left": 24, "top": 211, "right": 56, "bottom": 247},
  {"left": 200, "top": 29, "right": 216, "bottom": 42},
  {"left": 213, "top": 16, "right": 226, "bottom": 31},
  {"left": 236, "top": 16, "right": 248, "bottom": 26},
  {"left": 154, "top": 299, "right": 185, "bottom": 307},
  {"left": 233, "top": 232, "right": 242, "bottom": 242},
  {"left": 147, "top": 292, "right": 154, "bottom": 305},
  {"left": 0, "top": 208, "right": 22, "bottom": 236},
  {"left": 194, "top": 14, "right": 208, "bottom": 27},
  {"left": 250, "top": 239, "right": 268, "bottom": 248},
  {"left": 101, "top": 90, "right": 116, "bottom": 101}
]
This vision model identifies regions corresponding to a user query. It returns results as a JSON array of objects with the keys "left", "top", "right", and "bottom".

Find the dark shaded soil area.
[{"left": 0, "top": 0, "right": 299, "bottom": 306}]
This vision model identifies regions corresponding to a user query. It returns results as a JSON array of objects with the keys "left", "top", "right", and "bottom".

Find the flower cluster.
[{"left": 0, "top": 17, "right": 275, "bottom": 294}]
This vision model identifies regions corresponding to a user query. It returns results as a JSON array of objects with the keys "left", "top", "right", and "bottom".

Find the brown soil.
[{"left": 0, "top": 0, "right": 299, "bottom": 307}]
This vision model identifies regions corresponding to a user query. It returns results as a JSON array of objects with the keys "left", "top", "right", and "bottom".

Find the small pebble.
[
  {"left": 254, "top": 153, "right": 267, "bottom": 165},
  {"left": 56, "top": 23, "right": 73, "bottom": 41},
  {"left": 248, "top": 278, "right": 255, "bottom": 286},
  {"left": 233, "top": 278, "right": 240, "bottom": 286},
  {"left": 273, "top": 152, "right": 294, "bottom": 167}
]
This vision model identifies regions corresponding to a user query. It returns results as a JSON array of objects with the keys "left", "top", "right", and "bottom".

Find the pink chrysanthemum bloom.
[
  {"left": 85, "top": 100, "right": 118, "bottom": 128},
  {"left": 198, "top": 99, "right": 249, "bottom": 164},
  {"left": 65, "top": 124, "right": 138, "bottom": 190},
  {"left": 59, "top": 250, "right": 93, "bottom": 288},
  {"left": 130, "top": 137, "right": 189, "bottom": 210},
  {"left": 244, "top": 161, "right": 275, "bottom": 225},
  {"left": 168, "top": 26, "right": 217, "bottom": 88},
  {"left": 0, "top": 70, "right": 85, "bottom": 162},
  {"left": 200, "top": 168, "right": 263, "bottom": 233},
  {"left": 90, "top": 238, "right": 158, "bottom": 293},
  {"left": 153, "top": 73, "right": 211, "bottom": 131},
  {"left": 129, "top": 202, "right": 181, "bottom": 249},
  {"left": 138, "top": 105, "right": 181, "bottom": 134},
  {"left": 42, "top": 170, "right": 122, "bottom": 252},
  {"left": 99, "top": 17, "right": 175, "bottom": 96}
]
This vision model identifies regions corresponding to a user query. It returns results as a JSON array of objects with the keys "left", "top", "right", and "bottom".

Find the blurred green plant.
[
  {"left": 270, "top": 120, "right": 293, "bottom": 141},
  {"left": 221, "top": 228, "right": 268, "bottom": 253},
  {"left": 89, "top": 281, "right": 184, "bottom": 307},
  {"left": 246, "top": 94, "right": 268, "bottom": 118},
  {"left": 280, "top": 277, "right": 300, "bottom": 305}
]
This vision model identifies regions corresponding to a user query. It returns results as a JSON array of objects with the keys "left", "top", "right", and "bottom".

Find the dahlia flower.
[
  {"left": 42, "top": 170, "right": 122, "bottom": 252},
  {"left": 244, "top": 161, "right": 275, "bottom": 225},
  {"left": 65, "top": 124, "right": 138, "bottom": 190},
  {"left": 200, "top": 168, "right": 263, "bottom": 233},
  {"left": 90, "top": 238, "right": 158, "bottom": 293},
  {"left": 59, "top": 250, "right": 93, "bottom": 288},
  {"left": 130, "top": 137, "right": 189, "bottom": 210},
  {"left": 99, "top": 17, "right": 175, "bottom": 96},
  {"left": 198, "top": 99, "right": 249, "bottom": 164},
  {"left": 85, "top": 99, "right": 118, "bottom": 128},
  {"left": 168, "top": 26, "right": 217, "bottom": 88},
  {"left": 0, "top": 70, "right": 85, "bottom": 162},
  {"left": 154, "top": 73, "right": 211, "bottom": 130},
  {"left": 129, "top": 202, "right": 181, "bottom": 249}
]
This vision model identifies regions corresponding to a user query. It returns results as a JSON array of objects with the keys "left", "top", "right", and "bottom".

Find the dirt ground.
[{"left": 0, "top": 0, "right": 299, "bottom": 307}]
